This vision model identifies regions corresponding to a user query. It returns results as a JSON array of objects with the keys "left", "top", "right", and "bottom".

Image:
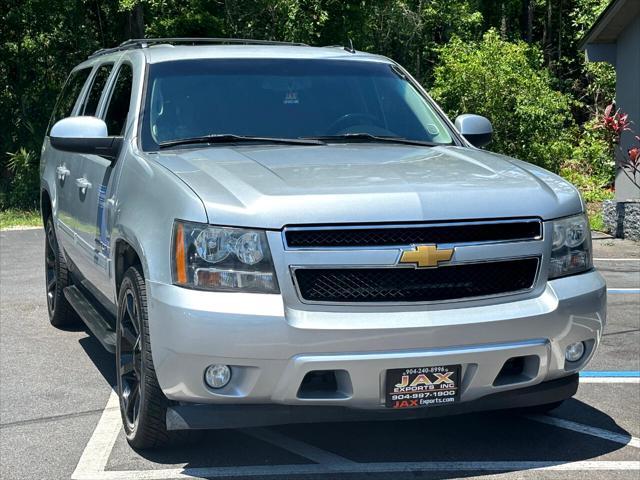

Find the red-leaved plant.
[
  {"left": 601, "top": 103, "right": 631, "bottom": 141},
  {"left": 623, "top": 135, "right": 640, "bottom": 185},
  {"left": 601, "top": 103, "right": 639, "bottom": 189}
]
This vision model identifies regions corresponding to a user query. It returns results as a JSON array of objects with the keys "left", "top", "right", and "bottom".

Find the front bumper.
[
  {"left": 166, "top": 373, "right": 579, "bottom": 430},
  {"left": 147, "top": 269, "right": 606, "bottom": 414}
]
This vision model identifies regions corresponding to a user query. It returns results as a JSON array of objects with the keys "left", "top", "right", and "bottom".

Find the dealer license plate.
[{"left": 385, "top": 364, "right": 460, "bottom": 409}]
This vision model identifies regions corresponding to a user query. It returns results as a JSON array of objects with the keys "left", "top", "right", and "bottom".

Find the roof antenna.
[{"left": 345, "top": 38, "right": 355, "bottom": 53}]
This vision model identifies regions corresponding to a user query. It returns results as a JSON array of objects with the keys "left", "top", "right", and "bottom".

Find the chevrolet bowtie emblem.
[{"left": 399, "top": 244, "right": 454, "bottom": 268}]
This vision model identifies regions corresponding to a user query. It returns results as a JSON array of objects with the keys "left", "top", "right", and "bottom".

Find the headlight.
[
  {"left": 549, "top": 214, "right": 592, "bottom": 279},
  {"left": 172, "top": 221, "right": 279, "bottom": 293}
]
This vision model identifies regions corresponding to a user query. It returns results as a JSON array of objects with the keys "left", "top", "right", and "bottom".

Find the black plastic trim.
[
  {"left": 166, "top": 374, "right": 579, "bottom": 430},
  {"left": 285, "top": 219, "right": 542, "bottom": 248},
  {"left": 63, "top": 285, "right": 116, "bottom": 353},
  {"left": 50, "top": 136, "right": 123, "bottom": 160}
]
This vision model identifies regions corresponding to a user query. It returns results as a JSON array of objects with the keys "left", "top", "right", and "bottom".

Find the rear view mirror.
[
  {"left": 455, "top": 114, "right": 493, "bottom": 148},
  {"left": 50, "top": 116, "right": 122, "bottom": 160}
]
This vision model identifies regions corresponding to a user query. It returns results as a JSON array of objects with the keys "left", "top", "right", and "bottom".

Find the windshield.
[{"left": 141, "top": 59, "right": 454, "bottom": 150}]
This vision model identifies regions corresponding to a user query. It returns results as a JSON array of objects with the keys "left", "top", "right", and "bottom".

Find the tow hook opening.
[
  {"left": 297, "top": 370, "right": 353, "bottom": 399},
  {"left": 493, "top": 355, "right": 540, "bottom": 386}
]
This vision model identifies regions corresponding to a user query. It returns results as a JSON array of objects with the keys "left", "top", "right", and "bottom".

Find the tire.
[
  {"left": 44, "top": 217, "right": 79, "bottom": 327},
  {"left": 116, "top": 266, "right": 170, "bottom": 449}
]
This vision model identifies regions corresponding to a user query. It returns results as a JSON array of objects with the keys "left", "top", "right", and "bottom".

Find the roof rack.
[{"left": 88, "top": 37, "right": 308, "bottom": 59}]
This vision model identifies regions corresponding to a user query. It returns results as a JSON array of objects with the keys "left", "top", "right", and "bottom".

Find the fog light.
[
  {"left": 204, "top": 364, "right": 231, "bottom": 389},
  {"left": 565, "top": 342, "right": 586, "bottom": 363}
]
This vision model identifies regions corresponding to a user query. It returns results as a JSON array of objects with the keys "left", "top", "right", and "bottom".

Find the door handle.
[
  {"left": 75, "top": 177, "right": 92, "bottom": 194},
  {"left": 56, "top": 165, "right": 70, "bottom": 180}
]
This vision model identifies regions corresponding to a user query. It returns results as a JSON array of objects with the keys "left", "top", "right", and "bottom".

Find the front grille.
[
  {"left": 294, "top": 258, "right": 539, "bottom": 303},
  {"left": 285, "top": 220, "right": 541, "bottom": 249}
]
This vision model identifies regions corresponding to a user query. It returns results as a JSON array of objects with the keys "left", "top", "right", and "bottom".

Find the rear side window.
[
  {"left": 81, "top": 64, "right": 113, "bottom": 117},
  {"left": 49, "top": 67, "right": 91, "bottom": 131},
  {"left": 104, "top": 64, "right": 133, "bottom": 135}
]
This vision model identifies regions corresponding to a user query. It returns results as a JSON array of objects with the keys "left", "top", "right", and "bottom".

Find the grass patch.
[
  {"left": 589, "top": 210, "right": 606, "bottom": 232},
  {"left": 0, "top": 209, "right": 42, "bottom": 230},
  {"left": 586, "top": 202, "right": 607, "bottom": 233}
]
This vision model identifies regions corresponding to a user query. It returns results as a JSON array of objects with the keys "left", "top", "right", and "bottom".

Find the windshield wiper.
[
  {"left": 301, "top": 133, "right": 438, "bottom": 147},
  {"left": 159, "top": 134, "right": 325, "bottom": 149}
]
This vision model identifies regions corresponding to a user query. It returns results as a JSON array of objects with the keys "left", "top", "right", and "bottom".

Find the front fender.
[{"left": 109, "top": 143, "right": 208, "bottom": 301}]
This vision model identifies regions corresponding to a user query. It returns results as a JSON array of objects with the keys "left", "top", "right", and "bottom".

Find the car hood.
[{"left": 151, "top": 144, "right": 582, "bottom": 229}]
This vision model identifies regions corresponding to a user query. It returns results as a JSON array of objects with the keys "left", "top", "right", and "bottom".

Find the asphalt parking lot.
[{"left": 1, "top": 228, "right": 638, "bottom": 480}]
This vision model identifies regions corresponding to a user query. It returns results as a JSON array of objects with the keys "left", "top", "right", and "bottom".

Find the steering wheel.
[{"left": 326, "top": 113, "right": 383, "bottom": 135}]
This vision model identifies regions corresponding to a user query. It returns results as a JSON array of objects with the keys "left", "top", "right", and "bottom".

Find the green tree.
[
  {"left": 120, "top": 0, "right": 329, "bottom": 44},
  {"left": 121, "top": 0, "right": 484, "bottom": 83},
  {"left": 0, "top": 0, "right": 126, "bottom": 208},
  {"left": 0, "top": 0, "right": 620, "bottom": 210},
  {"left": 431, "top": 29, "right": 575, "bottom": 172},
  {"left": 351, "top": 0, "right": 483, "bottom": 82}
]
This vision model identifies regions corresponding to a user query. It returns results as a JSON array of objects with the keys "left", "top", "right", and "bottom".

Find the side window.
[
  {"left": 81, "top": 64, "right": 113, "bottom": 117},
  {"left": 49, "top": 67, "right": 92, "bottom": 132},
  {"left": 104, "top": 64, "right": 133, "bottom": 136}
]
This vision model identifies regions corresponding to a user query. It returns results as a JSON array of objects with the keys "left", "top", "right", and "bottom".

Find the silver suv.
[{"left": 40, "top": 38, "right": 606, "bottom": 448}]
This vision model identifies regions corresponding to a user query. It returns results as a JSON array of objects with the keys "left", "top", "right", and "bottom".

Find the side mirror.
[
  {"left": 50, "top": 116, "right": 122, "bottom": 160},
  {"left": 454, "top": 114, "right": 493, "bottom": 148}
]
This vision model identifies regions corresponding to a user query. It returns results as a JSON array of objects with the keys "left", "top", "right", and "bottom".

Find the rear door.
[
  {"left": 73, "top": 61, "right": 134, "bottom": 300},
  {"left": 47, "top": 67, "right": 93, "bottom": 260}
]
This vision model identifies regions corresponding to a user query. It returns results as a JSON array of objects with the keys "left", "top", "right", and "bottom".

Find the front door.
[{"left": 73, "top": 62, "right": 133, "bottom": 301}]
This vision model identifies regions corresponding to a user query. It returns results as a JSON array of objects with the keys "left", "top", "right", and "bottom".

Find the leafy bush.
[
  {"left": 559, "top": 119, "right": 615, "bottom": 202},
  {"left": 5, "top": 148, "right": 39, "bottom": 210},
  {"left": 431, "top": 30, "right": 575, "bottom": 172},
  {"left": 560, "top": 167, "right": 614, "bottom": 202},
  {"left": 573, "top": 119, "right": 614, "bottom": 175}
]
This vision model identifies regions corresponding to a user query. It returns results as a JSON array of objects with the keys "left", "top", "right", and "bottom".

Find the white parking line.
[
  {"left": 594, "top": 258, "right": 640, "bottom": 261},
  {"left": 73, "top": 391, "right": 121, "bottom": 478},
  {"left": 526, "top": 414, "right": 640, "bottom": 449},
  {"left": 74, "top": 386, "right": 640, "bottom": 480}
]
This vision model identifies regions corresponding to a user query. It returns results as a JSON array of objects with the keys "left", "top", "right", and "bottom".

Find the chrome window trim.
[
  {"left": 289, "top": 256, "right": 541, "bottom": 306},
  {"left": 282, "top": 218, "right": 543, "bottom": 251}
]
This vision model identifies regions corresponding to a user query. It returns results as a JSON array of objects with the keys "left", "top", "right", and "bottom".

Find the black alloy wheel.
[
  {"left": 44, "top": 217, "right": 78, "bottom": 327},
  {"left": 117, "top": 288, "right": 143, "bottom": 431},
  {"left": 45, "top": 219, "right": 58, "bottom": 313},
  {"left": 116, "top": 266, "right": 170, "bottom": 448}
]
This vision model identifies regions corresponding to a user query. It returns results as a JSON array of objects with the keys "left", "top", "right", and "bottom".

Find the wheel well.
[
  {"left": 115, "top": 240, "right": 142, "bottom": 294},
  {"left": 41, "top": 190, "right": 52, "bottom": 224}
]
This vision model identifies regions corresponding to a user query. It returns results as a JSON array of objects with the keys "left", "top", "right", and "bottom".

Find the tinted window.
[
  {"left": 104, "top": 64, "right": 133, "bottom": 135},
  {"left": 142, "top": 59, "right": 453, "bottom": 150},
  {"left": 49, "top": 68, "right": 91, "bottom": 131},
  {"left": 81, "top": 64, "right": 113, "bottom": 116}
]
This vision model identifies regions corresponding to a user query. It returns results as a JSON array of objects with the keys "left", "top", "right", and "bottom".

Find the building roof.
[{"left": 579, "top": 0, "right": 640, "bottom": 49}]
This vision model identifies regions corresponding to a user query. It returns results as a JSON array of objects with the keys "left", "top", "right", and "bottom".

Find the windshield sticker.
[
  {"left": 425, "top": 124, "right": 440, "bottom": 136},
  {"left": 284, "top": 90, "right": 299, "bottom": 105}
]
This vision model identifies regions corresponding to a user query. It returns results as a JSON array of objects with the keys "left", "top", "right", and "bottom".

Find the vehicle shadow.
[
  {"left": 78, "top": 330, "right": 117, "bottom": 387},
  {"left": 76, "top": 333, "right": 633, "bottom": 477},
  {"left": 130, "top": 399, "right": 632, "bottom": 478}
]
